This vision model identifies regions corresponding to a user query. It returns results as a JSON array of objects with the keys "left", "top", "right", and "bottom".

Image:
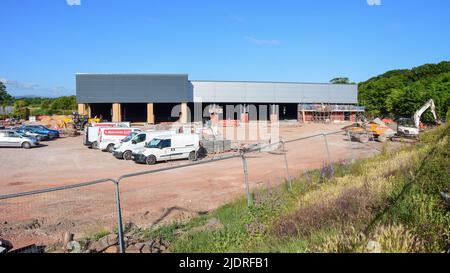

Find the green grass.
[
  {"left": 134, "top": 124, "right": 450, "bottom": 253},
  {"left": 83, "top": 228, "right": 111, "bottom": 242}
]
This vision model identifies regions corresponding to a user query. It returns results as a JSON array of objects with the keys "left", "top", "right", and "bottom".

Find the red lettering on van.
[{"left": 103, "top": 129, "right": 132, "bottom": 136}]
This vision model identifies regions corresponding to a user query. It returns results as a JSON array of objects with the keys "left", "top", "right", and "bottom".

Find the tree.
[
  {"left": 358, "top": 61, "right": 450, "bottom": 121},
  {"left": 13, "top": 100, "right": 29, "bottom": 119},
  {"left": 48, "top": 96, "right": 77, "bottom": 114},
  {"left": 330, "top": 77, "right": 350, "bottom": 84},
  {"left": 0, "top": 81, "right": 13, "bottom": 106},
  {"left": 40, "top": 99, "right": 51, "bottom": 110}
]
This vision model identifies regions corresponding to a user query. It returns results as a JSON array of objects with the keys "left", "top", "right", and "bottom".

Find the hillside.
[
  {"left": 131, "top": 125, "right": 450, "bottom": 253},
  {"left": 358, "top": 61, "right": 450, "bottom": 122}
]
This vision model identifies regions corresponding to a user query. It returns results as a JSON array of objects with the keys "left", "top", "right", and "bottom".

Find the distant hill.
[
  {"left": 14, "top": 95, "right": 41, "bottom": 99},
  {"left": 358, "top": 61, "right": 450, "bottom": 122}
]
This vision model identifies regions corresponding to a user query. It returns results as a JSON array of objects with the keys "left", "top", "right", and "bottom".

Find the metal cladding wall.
[
  {"left": 191, "top": 81, "right": 358, "bottom": 104},
  {"left": 76, "top": 74, "right": 358, "bottom": 104},
  {"left": 76, "top": 74, "right": 190, "bottom": 103}
]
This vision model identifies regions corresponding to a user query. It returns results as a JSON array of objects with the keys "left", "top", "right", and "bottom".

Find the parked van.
[
  {"left": 84, "top": 122, "right": 130, "bottom": 148},
  {"left": 97, "top": 127, "right": 141, "bottom": 152},
  {"left": 133, "top": 134, "right": 199, "bottom": 165},
  {"left": 0, "top": 130, "right": 40, "bottom": 149},
  {"left": 113, "top": 130, "right": 177, "bottom": 160}
]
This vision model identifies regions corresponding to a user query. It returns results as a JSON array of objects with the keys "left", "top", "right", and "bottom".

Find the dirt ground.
[{"left": 0, "top": 122, "right": 390, "bottom": 250}]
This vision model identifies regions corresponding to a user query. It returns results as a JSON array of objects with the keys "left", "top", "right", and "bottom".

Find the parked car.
[
  {"left": 14, "top": 127, "right": 48, "bottom": 141},
  {"left": 0, "top": 130, "right": 40, "bottom": 149},
  {"left": 21, "top": 125, "right": 60, "bottom": 139},
  {"left": 113, "top": 130, "right": 176, "bottom": 160},
  {"left": 97, "top": 127, "right": 142, "bottom": 152},
  {"left": 132, "top": 134, "right": 199, "bottom": 165}
]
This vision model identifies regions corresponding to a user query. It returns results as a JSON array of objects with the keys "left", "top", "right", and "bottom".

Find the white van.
[
  {"left": 97, "top": 127, "right": 141, "bottom": 152},
  {"left": 133, "top": 134, "right": 200, "bottom": 165},
  {"left": 84, "top": 122, "right": 130, "bottom": 149},
  {"left": 112, "top": 130, "right": 176, "bottom": 160}
]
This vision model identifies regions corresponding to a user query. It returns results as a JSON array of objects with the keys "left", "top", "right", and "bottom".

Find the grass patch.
[
  {"left": 135, "top": 124, "right": 450, "bottom": 253},
  {"left": 83, "top": 228, "right": 111, "bottom": 242}
]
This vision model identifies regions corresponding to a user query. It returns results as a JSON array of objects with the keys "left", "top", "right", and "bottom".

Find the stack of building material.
[{"left": 200, "top": 139, "right": 232, "bottom": 154}]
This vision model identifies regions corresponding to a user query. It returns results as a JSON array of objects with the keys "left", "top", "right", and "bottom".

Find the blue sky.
[{"left": 1, "top": 0, "right": 449, "bottom": 97}]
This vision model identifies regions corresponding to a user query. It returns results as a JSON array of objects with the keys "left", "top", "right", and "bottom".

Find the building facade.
[{"left": 76, "top": 73, "right": 364, "bottom": 124}]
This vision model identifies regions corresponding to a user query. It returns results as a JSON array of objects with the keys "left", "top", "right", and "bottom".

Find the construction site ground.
[{"left": 0, "top": 122, "right": 397, "bottom": 249}]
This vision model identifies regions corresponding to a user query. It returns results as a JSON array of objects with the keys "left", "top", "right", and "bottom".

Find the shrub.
[
  {"left": 275, "top": 186, "right": 377, "bottom": 238},
  {"left": 371, "top": 224, "right": 424, "bottom": 253},
  {"left": 315, "top": 226, "right": 366, "bottom": 253}
]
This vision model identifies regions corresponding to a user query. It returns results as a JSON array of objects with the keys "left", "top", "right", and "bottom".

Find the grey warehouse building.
[{"left": 76, "top": 73, "right": 364, "bottom": 124}]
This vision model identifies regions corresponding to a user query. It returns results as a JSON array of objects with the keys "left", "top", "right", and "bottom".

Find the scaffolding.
[
  {"left": 313, "top": 111, "right": 332, "bottom": 123},
  {"left": 298, "top": 103, "right": 365, "bottom": 124}
]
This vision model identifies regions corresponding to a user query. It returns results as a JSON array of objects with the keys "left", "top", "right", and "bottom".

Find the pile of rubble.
[
  {"left": 2, "top": 217, "right": 224, "bottom": 254},
  {"left": 50, "top": 223, "right": 170, "bottom": 254}
]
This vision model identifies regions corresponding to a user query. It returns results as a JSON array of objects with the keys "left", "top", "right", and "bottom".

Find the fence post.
[
  {"left": 281, "top": 141, "right": 292, "bottom": 191},
  {"left": 113, "top": 180, "right": 125, "bottom": 253},
  {"left": 241, "top": 152, "right": 253, "bottom": 207},
  {"left": 347, "top": 131, "right": 355, "bottom": 163},
  {"left": 323, "top": 133, "right": 331, "bottom": 164}
]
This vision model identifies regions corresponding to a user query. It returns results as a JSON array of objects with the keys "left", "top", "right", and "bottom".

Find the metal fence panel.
[
  {"left": 0, "top": 180, "right": 118, "bottom": 253},
  {"left": 0, "top": 129, "right": 387, "bottom": 253}
]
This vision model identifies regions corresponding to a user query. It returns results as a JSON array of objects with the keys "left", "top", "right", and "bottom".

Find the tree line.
[
  {"left": 357, "top": 61, "right": 450, "bottom": 123},
  {"left": 18, "top": 96, "right": 78, "bottom": 116},
  {"left": 1, "top": 81, "right": 77, "bottom": 118}
]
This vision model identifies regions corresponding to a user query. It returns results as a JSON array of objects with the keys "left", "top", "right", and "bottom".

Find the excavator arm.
[{"left": 413, "top": 99, "right": 438, "bottom": 129}]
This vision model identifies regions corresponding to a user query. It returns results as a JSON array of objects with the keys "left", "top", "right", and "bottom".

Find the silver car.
[{"left": 0, "top": 130, "right": 40, "bottom": 149}]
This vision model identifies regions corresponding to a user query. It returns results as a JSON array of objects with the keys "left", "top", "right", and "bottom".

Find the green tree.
[
  {"left": 13, "top": 100, "right": 29, "bottom": 119},
  {"left": 330, "top": 77, "right": 350, "bottom": 84},
  {"left": 0, "top": 81, "right": 14, "bottom": 106},
  {"left": 40, "top": 99, "right": 51, "bottom": 110},
  {"left": 358, "top": 61, "right": 450, "bottom": 122},
  {"left": 47, "top": 96, "right": 77, "bottom": 114}
]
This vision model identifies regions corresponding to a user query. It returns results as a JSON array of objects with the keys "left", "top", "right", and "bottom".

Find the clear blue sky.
[{"left": 1, "top": 0, "right": 449, "bottom": 97}]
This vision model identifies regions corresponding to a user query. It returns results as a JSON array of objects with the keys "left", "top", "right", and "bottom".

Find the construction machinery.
[
  {"left": 397, "top": 99, "right": 439, "bottom": 138},
  {"left": 344, "top": 118, "right": 396, "bottom": 143},
  {"left": 344, "top": 122, "right": 370, "bottom": 143},
  {"left": 345, "top": 99, "right": 440, "bottom": 143},
  {"left": 61, "top": 112, "right": 101, "bottom": 131},
  {"left": 55, "top": 113, "right": 101, "bottom": 136}
]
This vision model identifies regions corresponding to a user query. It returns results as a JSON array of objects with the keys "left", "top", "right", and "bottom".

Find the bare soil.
[{"left": 0, "top": 122, "right": 389, "bottom": 249}]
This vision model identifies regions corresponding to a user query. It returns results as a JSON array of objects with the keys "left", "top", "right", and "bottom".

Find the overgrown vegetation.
[
  {"left": 135, "top": 125, "right": 449, "bottom": 253},
  {"left": 359, "top": 61, "right": 450, "bottom": 122}
]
